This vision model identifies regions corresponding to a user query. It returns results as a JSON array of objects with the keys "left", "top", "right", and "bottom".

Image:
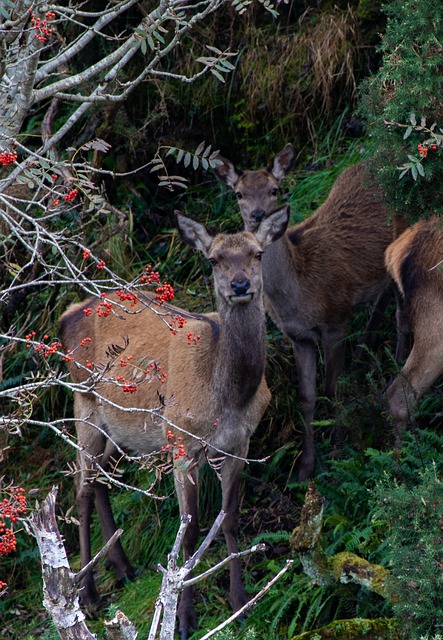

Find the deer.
[
  {"left": 385, "top": 215, "right": 443, "bottom": 440},
  {"left": 214, "top": 144, "right": 408, "bottom": 480},
  {"left": 58, "top": 208, "right": 289, "bottom": 639}
]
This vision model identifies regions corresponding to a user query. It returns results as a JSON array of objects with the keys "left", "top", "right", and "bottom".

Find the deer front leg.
[
  {"left": 292, "top": 338, "right": 317, "bottom": 481},
  {"left": 75, "top": 397, "right": 134, "bottom": 607},
  {"left": 219, "top": 455, "right": 248, "bottom": 614},
  {"left": 175, "top": 466, "right": 200, "bottom": 640}
]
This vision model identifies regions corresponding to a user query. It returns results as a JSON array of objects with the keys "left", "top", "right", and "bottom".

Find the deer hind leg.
[
  {"left": 322, "top": 327, "right": 346, "bottom": 399},
  {"left": 355, "top": 285, "right": 393, "bottom": 359},
  {"left": 75, "top": 395, "right": 133, "bottom": 607},
  {"left": 175, "top": 465, "right": 200, "bottom": 640},
  {"left": 386, "top": 330, "right": 443, "bottom": 445},
  {"left": 322, "top": 327, "right": 347, "bottom": 454},
  {"left": 292, "top": 338, "right": 317, "bottom": 480},
  {"left": 94, "top": 440, "right": 136, "bottom": 585},
  {"left": 75, "top": 394, "right": 106, "bottom": 607}
]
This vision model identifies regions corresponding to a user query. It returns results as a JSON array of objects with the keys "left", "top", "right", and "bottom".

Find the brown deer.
[
  {"left": 58, "top": 209, "right": 289, "bottom": 638},
  {"left": 214, "top": 145, "right": 408, "bottom": 480},
  {"left": 385, "top": 215, "right": 443, "bottom": 439}
]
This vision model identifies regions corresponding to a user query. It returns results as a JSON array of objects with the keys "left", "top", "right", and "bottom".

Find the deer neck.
[
  {"left": 213, "top": 298, "right": 266, "bottom": 407},
  {"left": 261, "top": 234, "right": 302, "bottom": 303}
]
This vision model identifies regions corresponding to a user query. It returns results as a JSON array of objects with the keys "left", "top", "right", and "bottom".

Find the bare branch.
[{"left": 73, "top": 529, "right": 124, "bottom": 585}]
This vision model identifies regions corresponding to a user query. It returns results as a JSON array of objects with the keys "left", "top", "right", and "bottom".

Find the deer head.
[{"left": 213, "top": 143, "right": 295, "bottom": 232}]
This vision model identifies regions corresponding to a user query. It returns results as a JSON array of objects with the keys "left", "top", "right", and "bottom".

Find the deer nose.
[
  {"left": 251, "top": 209, "right": 266, "bottom": 223},
  {"left": 231, "top": 278, "right": 251, "bottom": 296}
]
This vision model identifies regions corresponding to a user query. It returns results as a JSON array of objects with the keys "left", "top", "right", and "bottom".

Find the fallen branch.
[
  {"left": 289, "top": 482, "right": 399, "bottom": 640},
  {"left": 290, "top": 482, "right": 389, "bottom": 596},
  {"left": 27, "top": 486, "right": 136, "bottom": 640}
]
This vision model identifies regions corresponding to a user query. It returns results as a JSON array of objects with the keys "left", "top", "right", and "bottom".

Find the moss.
[
  {"left": 329, "top": 552, "right": 389, "bottom": 597},
  {"left": 290, "top": 617, "right": 401, "bottom": 639}
]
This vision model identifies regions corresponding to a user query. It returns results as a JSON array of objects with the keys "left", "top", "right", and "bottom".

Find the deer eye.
[
  {"left": 255, "top": 251, "right": 263, "bottom": 261},
  {"left": 235, "top": 191, "right": 243, "bottom": 200},
  {"left": 208, "top": 257, "right": 218, "bottom": 267},
  {"left": 271, "top": 188, "right": 279, "bottom": 197}
]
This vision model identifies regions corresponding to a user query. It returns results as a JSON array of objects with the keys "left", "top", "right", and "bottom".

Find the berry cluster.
[
  {"left": 417, "top": 142, "right": 438, "bottom": 158},
  {"left": 82, "top": 297, "right": 112, "bottom": 318},
  {"left": 64, "top": 188, "right": 78, "bottom": 202},
  {"left": 187, "top": 331, "right": 201, "bottom": 346},
  {"left": 96, "top": 299, "right": 112, "bottom": 317},
  {"left": 141, "top": 265, "right": 161, "bottom": 284},
  {"left": 161, "top": 430, "right": 186, "bottom": 460},
  {"left": 145, "top": 361, "right": 167, "bottom": 383},
  {"left": 119, "top": 355, "right": 133, "bottom": 367},
  {"left": 122, "top": 382, "right": 138, "bottom": 394},
  {"left": 25, "top": 332, "right": 62, "bottom": 358},
  {"left": 0, "top": 528, "right": 16, "bottom": 556},
  {"left": 114, "top": 374, "right": 138, "bottom": 393},
  {"left": 62, "top": 349, "right": 74, "bottom": 362},
  {"left": 0, "top": 486, "right": 27, "bottom": 587},
  {"left": 0, "top": 487, "right": 26, "bottom": 524},
  {"left": 113, "top": 359, "right": 168, "bottom": 393},
  {"left": 116, "top": 289, "right": 139, "bottom": 306},
  {"left": 155, "top": 283, "right": 175, "bottom": 305},
  {"left": 30, "top": 12, "right": 55, "bottom": 43},
  {"left": 0, "top": 149, "right": 17, "bottom": 167},
  {"left": 170, "top": 314, "right": 187, "bottom": 335}
]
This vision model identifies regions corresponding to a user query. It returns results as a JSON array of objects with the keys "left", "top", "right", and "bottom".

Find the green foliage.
[
  {"left": 358, "top": 0, "right": 443, "bottom": 218},
  {"left": 213, "top": 627, "right": 258, "bottom": 639},
  {"left": 371, "top": 464, "right": 443, "bottom": 639}
]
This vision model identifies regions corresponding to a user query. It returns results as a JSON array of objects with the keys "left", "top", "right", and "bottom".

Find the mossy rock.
[{"left": 290, "top": 617, "right": 401, "bottom": 639}]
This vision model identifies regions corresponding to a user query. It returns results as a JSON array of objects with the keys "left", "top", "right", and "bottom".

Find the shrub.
[
  {"left": 358, "top": 0, "right": 443, "bottom": 219},
  {"left": 372, "top": 464, "right": 443, "bottom": 638}
]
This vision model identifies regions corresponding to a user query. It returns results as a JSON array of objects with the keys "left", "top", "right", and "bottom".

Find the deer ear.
[
  {"left": 255, "top": 205, "right": 289, "bottom": 247},
  {"left": 212, "top": 156, "right": 240, "bottom": 188},
  {"left": 175, "top": 211, "right": 213, "bottom": 256},
  {"left": 271, "top": 144, "right": 295, "bottom": 180}
]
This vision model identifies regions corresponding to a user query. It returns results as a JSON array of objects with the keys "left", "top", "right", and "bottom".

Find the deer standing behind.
[
  {"left": 214, "top": 145, "right": 408, "bottom": 480},
  {"left": 59, "top": 209, "right": 288, "bottom": 638},
  {"left": 385, "top": 215, "right": 443, "bottom": 439}
]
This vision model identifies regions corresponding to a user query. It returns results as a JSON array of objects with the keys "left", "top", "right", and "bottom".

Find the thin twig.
[
  {"left": 198, "top": 559, "right": 294, "bottom": 640},
  {"left": 73, "top": 529, "right": 124, "bottom": 584}
]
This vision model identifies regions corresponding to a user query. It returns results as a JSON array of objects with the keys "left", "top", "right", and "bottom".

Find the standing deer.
[
  {"left": 58, "top": 209, "right": 289, "bottom": 638},
  {"left": 385, "top": 215, "right": 443, "bottom": 439},
  {"left": 214, "top": 145, "right": 408, "bottom": 480}
]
